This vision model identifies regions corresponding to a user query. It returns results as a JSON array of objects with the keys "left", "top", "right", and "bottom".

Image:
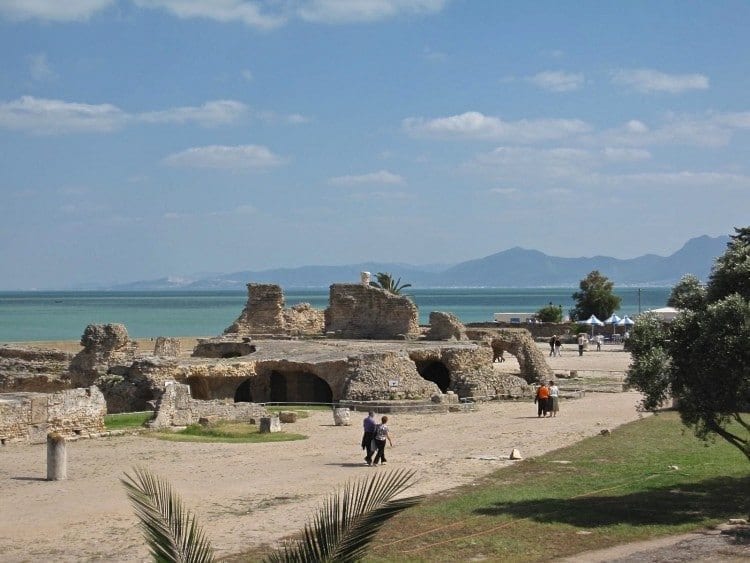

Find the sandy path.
[{"left": 0, "top": 390, "right": 646, "bottom": 562}]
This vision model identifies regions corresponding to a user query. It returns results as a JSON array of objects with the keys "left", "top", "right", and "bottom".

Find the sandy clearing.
[{"left": 0, "top": 390, "right": 646, "bottom": 562}]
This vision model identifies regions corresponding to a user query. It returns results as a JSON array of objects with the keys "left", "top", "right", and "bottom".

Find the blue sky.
[{"left": 1, "top": 1, "right": 748, "bottom": 289}]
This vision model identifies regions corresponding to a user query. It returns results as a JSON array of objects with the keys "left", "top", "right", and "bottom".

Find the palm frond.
[
  {"left": 122, "top": 467, "right": 215, "bottom": 563},
  {"left": 265, "top": 468, "right": 422, "bottom": 563}
]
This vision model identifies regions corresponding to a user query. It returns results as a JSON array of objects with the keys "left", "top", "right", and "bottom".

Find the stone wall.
[
  {"left": 0, "top": 345, "right": 72, "bottom": 392},
  {"left": 0, "top": 386, "right": 106, "bottom": 444},
  {"left": 466, "top": 327, "right": 553, "bottom": 383},
  {"left": 69, "top": 324, "right": 138, "bottom": 388},
  {"left": 325, "top": 284, "right": 420, "bottom": 339},
  {"left": 343, "top": 352, "right": 441, "bottom": 401},
  {"left": 148, "top": 382, "right": 267, "bottom": 429},
  {"left": 426, "top": 311, "right": 468, "bottom": 341},
  {"left": 153, "top": 337, "right": 180, "bottom": 357},
  {"left": 224, "top": 283, "right": 324, "bottom": 337}
]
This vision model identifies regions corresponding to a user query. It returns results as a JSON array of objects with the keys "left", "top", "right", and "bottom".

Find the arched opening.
[
  {"left": 234, "top": 379, "right": 253, "bottom": 402},
  {"left": 186, "top": 377, "right": 210, "bottom": 400},
  {"left": 269, "top": 370, "right": 333, "bottom": 404},
  {"left": 414, "top": 360, "right": 451, "bottom": 393}
]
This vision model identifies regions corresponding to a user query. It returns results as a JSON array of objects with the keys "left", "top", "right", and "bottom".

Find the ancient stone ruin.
[
  {"left": 0, "top": 386, "right": 105, "bottom": 444},
  {"left": 426, "top": 311, "right": 468, "bottom": 341},
  {"left": 224, "top": 283, "right": 325, "bottom": 337},
  {"left": 324, "top": 283, "right": 420, "bottom": 339},
  {"left": 0, "top": 345, "right": 72, "bottom": 393},
  {"left": 466, "top": 327, "right": 553, "bottom": 383},
  {"left": 69, "top": 323, "right": 138, "bottom": 388}
]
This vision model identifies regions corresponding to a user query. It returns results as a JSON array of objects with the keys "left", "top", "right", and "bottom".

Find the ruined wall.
[
  {"left": 148, "top": 382, "right": 268, "bottom": 429},
  {"left": 224, "top": 283, "right": 324, "bottom": 337},
  {"left": 0, "top": 346, "right": 72, "bottom": 393},
  {"left": 343, "top": 352, "right": 441, "bottom": 401},
  {"left": 94, "top": 357, "right": 180, "bottom": 414},
  {"left": 192, "top": 336, "right": 257, "bottom": 358},
  {"left": 69, "top": 324, "right": 138, "bottom": 388},
  {"left": 0, "top": 386, "right": 106, "bottom": 444},
  {"left": 325, "top": 284, "right": 420, "bottom": 339},
  {"left": 153, "top": 337, "right": 180, "bottom": 357},
  {"left": 466, "top": 327, "right": 553, "bottom": 383},
  {"left": 426, "top": 311, "right": 468, "bottom": 341}
]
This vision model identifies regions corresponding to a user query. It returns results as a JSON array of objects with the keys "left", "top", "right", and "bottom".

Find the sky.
[{"left": 1, "top": 0, "right": 749, "bottom": 289}]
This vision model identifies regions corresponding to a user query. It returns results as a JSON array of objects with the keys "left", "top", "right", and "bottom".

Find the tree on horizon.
[{"left": 569, "top": 270, "right": 621, "bottom": 321}]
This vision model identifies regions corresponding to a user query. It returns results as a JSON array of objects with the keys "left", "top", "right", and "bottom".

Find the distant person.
[
  {"left": 361, "top": 411, "right": 377, "bottom": 466},
  {"left": 577, "top": 333, "right": 586, "bottom": 356},
  {"left": 372, "top": 415, "right": 393, "bottom": 466},
  {"left": 554, "top": 336, "right": 562, "bottom": 357},
  {"left": 595, "top": 335, "right": 603, "bottom": 351},
  {"left": 535, "top": 382, "right": 550, "bottom": 417},
  {"left": 549, "top": 335, "right": 556, "bottom": 357},
  {"left": 549, "top": 380, "right": 560, "bottom": 417}
]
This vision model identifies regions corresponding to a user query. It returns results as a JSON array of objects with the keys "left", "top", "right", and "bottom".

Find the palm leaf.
[
  {"left": 265, "top": 468, "right": 422, "bottom": 563},
  {"left": 122, "top": 467, "right": 215, "bottom": 563}
]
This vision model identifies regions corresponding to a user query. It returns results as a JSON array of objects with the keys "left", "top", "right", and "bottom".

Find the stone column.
[
  {"left": 333, "top": 407, "right": 351, "bottom": 426},
  {"left": 360, "top": 271, "right": 371, "bottom": 285},
  {"left": 47, "top": 433, "right": 67, "bottom": 481},
  {"left": 259, "top": 416, "right": 281, "bottom": 433}
]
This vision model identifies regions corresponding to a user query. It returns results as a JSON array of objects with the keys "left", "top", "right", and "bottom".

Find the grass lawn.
[
  {"left": 150, "top": 421, "right": 307, "bottom": 444},
  {"left": 364, "top": 412, "right": 749, "bottom": 562},
  {"left": 104, "top": 411, "right": 152, "bottom": 430}
]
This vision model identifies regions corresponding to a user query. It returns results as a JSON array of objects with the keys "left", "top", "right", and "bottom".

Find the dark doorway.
[
  {"left": 186, "top": 377, "right": 210, "bottom": 400},
  {"left": 234, "top": 379, "right": 253, "bottom": 402},
  {"left": 269, "top": 370, "right": 333, "bottom": 404},
  {"left": 414, "top": 360, "right": 451, "bottom": 393}
]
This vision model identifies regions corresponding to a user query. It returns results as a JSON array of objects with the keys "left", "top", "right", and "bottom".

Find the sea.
[{"left": 0, "top": 287, "right": 671, "bottom": 343}]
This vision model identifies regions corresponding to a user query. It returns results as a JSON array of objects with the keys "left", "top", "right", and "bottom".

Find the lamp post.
[{"left": 638, "top": 288, "right": 641, "bottom": 314}]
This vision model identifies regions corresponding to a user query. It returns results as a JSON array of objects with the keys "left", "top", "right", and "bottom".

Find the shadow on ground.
[{"left": 474, "top": 475, "right": 750, "bottom": 527}]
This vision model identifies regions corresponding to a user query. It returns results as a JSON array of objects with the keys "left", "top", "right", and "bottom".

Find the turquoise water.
[{"left": 0, "top": 287, "right": 670, "bottom": 342}]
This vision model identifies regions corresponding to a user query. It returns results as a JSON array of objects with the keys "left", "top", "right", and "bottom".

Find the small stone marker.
[
  {"left": 333, "top": 407, "right": 351, "bottom": 426},
  {"left": 600, "top": 428, "right": 611, "bottom": 436},
  {"left": 509, "top": 448, "right": 523, "bottom": 460},
  {"left": 259, "top": 416, "right": 281, "bottom": 433},
  {"left": 47, "top": 432, "right": 67, "bottom": 481}
]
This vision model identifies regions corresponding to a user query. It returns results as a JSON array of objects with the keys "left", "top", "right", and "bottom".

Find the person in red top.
[{"left": 535, "top": 382, "right": 550, "bottom": 417}]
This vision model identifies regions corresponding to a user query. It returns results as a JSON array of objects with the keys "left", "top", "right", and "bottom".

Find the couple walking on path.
[
  {"left": 535, "top": 381, "right": 560, "bottom": 417},
  {"left": 361, "top": 411, "right": 394, "bottom": 466}
]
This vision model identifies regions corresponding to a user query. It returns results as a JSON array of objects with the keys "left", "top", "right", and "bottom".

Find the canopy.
[
  {"left": 646, "top": 307, "right": 680, "bottom": 322},
  {"left": 604, "top": 313, "right": 621, "bottom": 334},
  {"left": 616, "top": 315, "right": 635, "bottom": 326},
  {"left": 579, "top": 314, "right": 604, "bottom": 336}
]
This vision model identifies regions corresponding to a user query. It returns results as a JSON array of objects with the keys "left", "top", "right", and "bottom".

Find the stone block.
[
  {"left": 259, "top": 416, "right": 281, "bottom": 433},
  {"left": 333, "top": 407, "right": 351, "bottom": 426},
  {"left": 278, "top": 411, "right": 297, "bottom": 423}
]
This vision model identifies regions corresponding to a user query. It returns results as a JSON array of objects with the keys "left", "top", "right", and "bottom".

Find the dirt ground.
[{"left": 1, "top": 343, "right": 744, "bottom": 562}]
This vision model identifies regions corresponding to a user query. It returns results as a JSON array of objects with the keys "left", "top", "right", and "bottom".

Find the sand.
[{"left": 0, "top": 344, "right": 646, "bottom": 561}]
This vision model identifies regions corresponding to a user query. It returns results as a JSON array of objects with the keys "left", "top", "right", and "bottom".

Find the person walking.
[
  {"left": 549, "top": 380, "right": 560, "bottom": 417},
  {"left": 372, "top": 415, "right": 393, "bottom": 466},
  {"left": 549, "top": 335, "right": 556, "bottom": 357},
  {"left": 534, "top": 382, "right": 550, "bottom": 417},
  {"left": 554, "top": 335, "right": 562, "bottom": 357},
  {"left": 361, "top": 411, "right": 377, "bottom": 465},
  {"left": 577, "top": 333, "right": 586, "bottom": 356}
]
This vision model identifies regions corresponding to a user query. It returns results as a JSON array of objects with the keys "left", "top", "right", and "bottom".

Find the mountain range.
[{"left": 106, "top": 234, "right": 730, "bottom": 290}]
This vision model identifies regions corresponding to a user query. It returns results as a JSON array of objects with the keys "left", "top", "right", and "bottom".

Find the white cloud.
[
  {"left": 403, "top": 111, "right": 591, "bottom": 143},
  {"left": 595, "top": 115, "right": 734, "bottom": 148},
  {"left": 328, "top": 169, "right": 406, "bottom": 186},
  {"left": 0, "top": 96, "right": 250, "bottom": 134},
  {"left": 489, "top": 187, "right": 519, "bottom": 195},
  {"left": 27, "top": 53, "right": 55, "bottom": 81},
  {"left": 527, "top": 70, "right": 584, "bottom": 92},
  {"left": 0, "top": 0, "right": 113, "bottom": 21},
  {"left": 0, "top": 96, "right": 126, "bottom": 134},
  {"left": 606, "top": 171, "right": 750, "bottom": 189},
  {"left": 347, "top": 191, "right": 413, "bottom": 201},
  {"left": 611, "top": 68, "right": 709, "bottom": 94},
  {"left": 474, "top": 146, "right": 593, "bottom": 180},
  {"left": 138, "top": 100, "right": 248, "bottom": 126},
  {"left": 241, "top": 69, "right": 254, "bottom": 81},
  {"left": 298, "top": 0, "right": 448, "bottom": 23},
  {"left": 133, "top": 0, "right": 285, "bottom": 29},
  {"left": 163, "top": 144, "right": 285, "bottom": 169},
  {"left": 601, "top": 147, "right": 651, "bottom": 161}
]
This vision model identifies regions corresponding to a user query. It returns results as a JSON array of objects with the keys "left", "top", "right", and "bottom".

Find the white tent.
[
  {"left": 604, "top": 313, "right": 621, "bottom": 334},
  {"left": 579, "top": 314, "right": 605, "bottom": 336},
  {"left": 646, "top": 307, "right": 680, "bottom": 322}
]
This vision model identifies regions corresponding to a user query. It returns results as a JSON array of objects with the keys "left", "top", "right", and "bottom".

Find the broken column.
[{"left": 47, "top": 432, "right": 67, "bottom": 480}]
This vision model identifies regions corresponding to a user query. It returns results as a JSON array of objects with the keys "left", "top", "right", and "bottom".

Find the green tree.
[
  {"left": 369, "top": 272, "right": 412, "bottom": 295},
  {"left": 667, "top": 274, "right": 706, "bottom": 311},
  {"left": 569, "top": 270, "right": 621, "bottom": 321},
  {"left": 123, "top": 467, "right": 422, "bottom": 563},
  {"left": 627, "top": 226, "right": 750, "bottom": 463},
  {"left": 536, "top": 302, "right": 563, "bottom": 323}
]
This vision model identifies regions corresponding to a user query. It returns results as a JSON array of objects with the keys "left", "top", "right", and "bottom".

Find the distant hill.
[{"left": 108, "top": 234, "right": 729, "bottom": 290}]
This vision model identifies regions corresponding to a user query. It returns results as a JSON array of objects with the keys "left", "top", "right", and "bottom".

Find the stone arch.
[
  {"left": 413, "top": 360, "right": 451, "bottom": 393},
  {"left": 269, "top": 369, "right": 333, "bottom": 404},
  {"left": 234, "top": 379, "right": 253, "bottom": 402},
  {"left": 466, "top": 328, "right": 552, "bottom": 383},
  {"left": 186, "top": 376, "right": 210, "bottom": 400}
]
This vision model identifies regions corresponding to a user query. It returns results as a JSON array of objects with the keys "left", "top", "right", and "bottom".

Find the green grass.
[
  {"left": 104, "top": 411, "right": 152, "bottom": 430},
  {"left": 265, "top": 405, "right": 333, "bottom": 419},
  {"left": 151, "top": 421, "right": 307, "bottom": 443},
  {"left": 363, "top": 412, "right": 749, "bottom": 562}
]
